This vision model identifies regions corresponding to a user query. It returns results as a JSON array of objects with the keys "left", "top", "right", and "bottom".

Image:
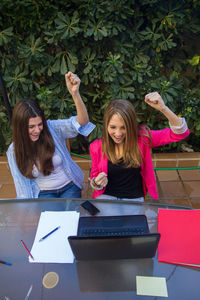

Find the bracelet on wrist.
[{"left": 90, "top": 177, "right": 103, "bottom": 190}]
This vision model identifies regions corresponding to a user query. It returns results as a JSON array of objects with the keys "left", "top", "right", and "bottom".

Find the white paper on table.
[{"left": 29, "top": 211, "right": 80, "bottom": 263}]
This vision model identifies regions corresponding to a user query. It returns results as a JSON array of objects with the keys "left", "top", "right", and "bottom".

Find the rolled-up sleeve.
[
  {"left": 169, "top": 117, "right": 188, "bottom": 134},
  {"left": 71, "top": 116, "right": 96, "bottom": 136},
  {"left": 47, "top": 117, "right": 95, "bottom": 139}
]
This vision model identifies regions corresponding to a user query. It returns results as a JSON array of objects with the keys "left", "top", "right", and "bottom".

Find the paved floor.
[{"left": 1, "top": 155, "right": 200, "bottom": 208}]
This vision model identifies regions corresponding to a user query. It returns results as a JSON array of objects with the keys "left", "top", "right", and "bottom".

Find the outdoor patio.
[{"left": 1, "top": 152, "right": 200, "bottom": 208}]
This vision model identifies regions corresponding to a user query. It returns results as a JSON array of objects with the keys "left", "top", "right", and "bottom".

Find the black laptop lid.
[{"left": 68, "top": 233, "right": 161, "bottom": 261}]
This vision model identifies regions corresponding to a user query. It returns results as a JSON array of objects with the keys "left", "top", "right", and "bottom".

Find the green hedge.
[{"left": 0, "top": 0, "right": 200, "bottom": 154}]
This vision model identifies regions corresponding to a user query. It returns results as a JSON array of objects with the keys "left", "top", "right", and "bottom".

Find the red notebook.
[{"left": 157, "top": 209, "right": 200, "bottom": 267}]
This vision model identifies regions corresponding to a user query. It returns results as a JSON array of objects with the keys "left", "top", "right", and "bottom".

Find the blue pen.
[
  {"left": 0, "top": 260, "right": 12, "bottom": 266},
  {"left": 39, "top": 226, "right": 61, "bottom": 242}
]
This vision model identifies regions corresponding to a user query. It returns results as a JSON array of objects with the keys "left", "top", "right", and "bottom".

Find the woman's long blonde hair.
[{"left": 102, "top": 99, "right": 151, "bottom": 167}]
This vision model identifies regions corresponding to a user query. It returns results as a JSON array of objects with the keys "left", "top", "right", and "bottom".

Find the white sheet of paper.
[
  {"left": 29, "top": 211, "right": 80, "bottom": 263},
  {"left": 136, "top": 276, "right": 168, "bottom": 297}
]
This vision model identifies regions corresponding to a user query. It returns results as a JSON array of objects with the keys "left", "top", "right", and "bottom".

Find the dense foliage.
[{"left": 0, "top": 0, "right": 200, "bottom": 154}]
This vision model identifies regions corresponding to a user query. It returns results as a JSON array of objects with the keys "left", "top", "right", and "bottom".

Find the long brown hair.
[
  {"left": 102, "top": 99, "right": 151, "bottom": 167},
  {"left": 12, "top": 99, "right": 55, "bottom": 178}
]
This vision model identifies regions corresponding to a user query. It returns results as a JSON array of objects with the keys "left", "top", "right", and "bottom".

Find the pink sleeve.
[
  {"left": 151, "top": 128, "right": 190, "bottom": 148},
  {"left": 89, "top": 140, "right": 102, "bottom": 179}
]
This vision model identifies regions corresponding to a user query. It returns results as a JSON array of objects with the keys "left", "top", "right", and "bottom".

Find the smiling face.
[
  {"left": 107, "top": 113, "right": 126, "bottom": 145},
  {"left": 28, "top": 116, "right": 43, "bottom": 142}
]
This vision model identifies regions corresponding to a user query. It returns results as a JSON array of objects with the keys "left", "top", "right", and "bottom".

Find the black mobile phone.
[{"left": 80, "top": 200, "right": 100, "bottom": 216}]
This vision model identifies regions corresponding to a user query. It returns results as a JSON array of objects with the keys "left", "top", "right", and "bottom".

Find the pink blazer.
[{"left": 89, "top": 127, "right": 190, "bottom": 199}]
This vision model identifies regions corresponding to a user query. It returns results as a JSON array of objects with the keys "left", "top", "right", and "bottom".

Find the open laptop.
[{"left": 68, "top": 215, "right": 160, "bottom": 260}]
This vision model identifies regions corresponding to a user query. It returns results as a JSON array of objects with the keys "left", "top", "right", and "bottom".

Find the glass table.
[{"left": 0, "top": 198, "right": 199, "bottom": 300}]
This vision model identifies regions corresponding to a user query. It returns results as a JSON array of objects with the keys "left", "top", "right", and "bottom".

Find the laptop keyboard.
[{"left": 79, "top": 227, "right": 146, "bottom": 237}]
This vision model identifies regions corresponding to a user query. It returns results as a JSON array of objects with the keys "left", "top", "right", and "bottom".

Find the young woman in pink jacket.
[{"left": 89, "top": 92, "right": 189, "bottom": 201}]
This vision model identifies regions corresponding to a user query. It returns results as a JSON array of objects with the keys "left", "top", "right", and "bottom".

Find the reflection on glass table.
[{"left": 0, "top": 198, "right": 199, "bottom": 300}]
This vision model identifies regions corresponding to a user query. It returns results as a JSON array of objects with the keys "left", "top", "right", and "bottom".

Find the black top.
[{"left": 104, "top": 159, "right": 144, "bottom": 199}]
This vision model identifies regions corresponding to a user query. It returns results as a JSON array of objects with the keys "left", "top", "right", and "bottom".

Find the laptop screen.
[{"left": 77, "top": 214, "right": 150, "bottom": 236}]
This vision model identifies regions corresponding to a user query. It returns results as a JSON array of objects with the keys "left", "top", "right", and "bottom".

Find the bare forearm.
[
  {"left": 71, "top": 91, "right": 89, "bottom": 126},
  {"left": 145, "top": 92, "right": 183, "bottom": 127},
  {"left": 160, "top": 106, "right": 183, "bottom": 127},
  {"left": 65, "top": 72, "right": 89, "bottom": 126}
]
